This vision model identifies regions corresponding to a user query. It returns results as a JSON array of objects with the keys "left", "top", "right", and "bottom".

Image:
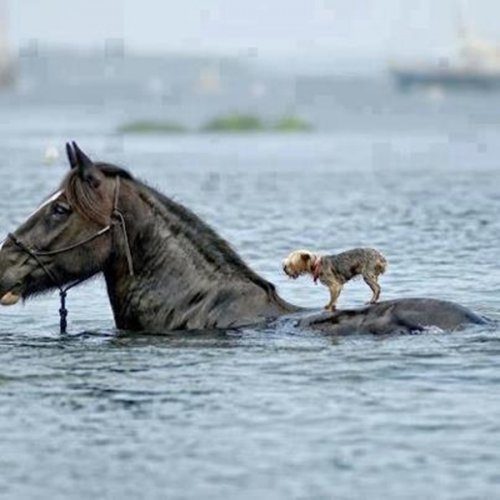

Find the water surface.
[{"left": 0, "top": 58, "right": 499, "bottom": 499}]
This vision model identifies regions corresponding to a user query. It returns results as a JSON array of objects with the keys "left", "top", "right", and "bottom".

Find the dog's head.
[{"left": 282, "top": 249, "right": 315, "bottom": 279}]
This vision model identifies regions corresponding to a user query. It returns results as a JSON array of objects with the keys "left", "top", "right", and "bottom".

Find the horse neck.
[{"left": 102, "top": 180, "right": 293, "bottom": 330}]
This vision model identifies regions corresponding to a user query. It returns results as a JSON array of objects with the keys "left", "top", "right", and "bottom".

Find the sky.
[{"left": 5, "top": 0, "right": 500, "bottom": 62}]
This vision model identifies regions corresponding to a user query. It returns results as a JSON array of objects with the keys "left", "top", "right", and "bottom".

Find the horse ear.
[
  {"left": 66, "top": 142, "right": 77, "bottom": 169},
  {"left": 71, "top": 141, "right": 93, "bottom": 176}
]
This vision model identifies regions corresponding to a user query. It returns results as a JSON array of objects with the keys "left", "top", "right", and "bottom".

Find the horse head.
[{"left": 0, "top": 142, "right": 119, "bottom": 306}]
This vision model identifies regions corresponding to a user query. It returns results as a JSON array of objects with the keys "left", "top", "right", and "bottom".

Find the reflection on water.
[{"left": 0, "top": 54, "right": 500, "bottom": 498}]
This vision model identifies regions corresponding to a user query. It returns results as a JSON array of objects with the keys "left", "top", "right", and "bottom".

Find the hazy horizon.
[{"left": 6, "top": 0, "right": 500, "bottom": 65}]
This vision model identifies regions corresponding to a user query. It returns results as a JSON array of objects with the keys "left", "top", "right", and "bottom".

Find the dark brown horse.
[{"left": 0, "top": 143, "right": 486, "bottom": 334}]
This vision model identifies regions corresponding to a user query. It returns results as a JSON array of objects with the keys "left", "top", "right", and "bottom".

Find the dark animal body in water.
[
  {"left": 0, "top": 143, "right": 487, "bottom": 334},
  {"left": 298, "top": 298, "right": 487, "bottom": 335}
]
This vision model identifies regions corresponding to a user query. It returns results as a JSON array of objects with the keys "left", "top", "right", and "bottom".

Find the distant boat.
[
  {"left": 390, "top": 63, "right": 500, "bottom": 91},
  {"left": 390, "top": 16, "right": 500, "bottom": 90}
]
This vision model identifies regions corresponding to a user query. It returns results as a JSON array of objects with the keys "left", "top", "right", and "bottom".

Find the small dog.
[{"left": 282, "top": 248, "right": 387, "bottom": 311}]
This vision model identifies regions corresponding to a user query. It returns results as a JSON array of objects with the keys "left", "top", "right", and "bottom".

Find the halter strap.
[
  {"left": 112, "top": 177, "right": 135, "bottom": 277},
  {"left": 7, "top": 232, "right": 87, "bottom": 334},
  {"left": 29, "top": 226, "right": 111, "bottom": 256},
  {"left": 6, "top": 177, "right": 134, "bottom": 333}
]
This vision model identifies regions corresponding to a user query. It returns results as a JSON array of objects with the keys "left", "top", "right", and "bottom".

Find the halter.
[{"left": 7, "top": 177, "right": 134, "bottom": 334}]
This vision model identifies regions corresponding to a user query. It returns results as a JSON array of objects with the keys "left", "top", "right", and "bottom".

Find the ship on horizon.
[{"left": 390, "top": 20, "right": 500, "bottom": 91}]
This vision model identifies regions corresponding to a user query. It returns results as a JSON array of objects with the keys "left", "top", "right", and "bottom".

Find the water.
[{"left": 0, "top": 53, "right": 500, "bottom": 499}]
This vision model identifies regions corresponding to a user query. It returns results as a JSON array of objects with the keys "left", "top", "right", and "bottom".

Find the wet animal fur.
[
  {"left": 0, "top": 142, "right": 483, "bottom": 334},
  {"left": 283, "top": 248, "right": 387, "bottom": 311}
]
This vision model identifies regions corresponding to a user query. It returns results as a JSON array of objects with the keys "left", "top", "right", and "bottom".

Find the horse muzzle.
[
  {"left": 0, "top": 256, "right": 28, "bottom": 306},
  {"left": 0, "top": 277, "right": 23, "bottom": 306},
  {"left": 0, "top": 290, "right": 21, "bottom": 306}
]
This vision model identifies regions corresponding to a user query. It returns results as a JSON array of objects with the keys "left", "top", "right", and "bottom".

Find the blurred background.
[
  {"left": 1, "top": 0, "right": 499, "bottom": 311},
  {"left": 1, "top": 2, "right": 500, "bottom": 500},
  {"left": 4, "top": 0, "right": 500, "bottom": 135},
  {"left": 1, "top": 0, "right": 500, "bottom": 311}
]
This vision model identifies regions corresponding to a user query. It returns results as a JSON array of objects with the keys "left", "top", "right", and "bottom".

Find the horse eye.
[{"left": 52, "top": 202, "right": 71, "bottom": 216}]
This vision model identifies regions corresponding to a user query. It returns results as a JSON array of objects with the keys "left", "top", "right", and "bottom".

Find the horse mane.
[
  {"left": 144, "top": 184, "right": 278, "bottom": 296},
  {"left": 94, "top": 162, "right": 134, "bottom": 180},
  {"left": 62, "top": 162, "right": 277, "bottom": 296},
  {"left": 61, "top": 162, "right": 132, "bottom": 226}
]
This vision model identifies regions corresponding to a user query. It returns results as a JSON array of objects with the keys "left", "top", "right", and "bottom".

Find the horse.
[{"left": 0, "top": 142, "right": 486, "bottom": 334}]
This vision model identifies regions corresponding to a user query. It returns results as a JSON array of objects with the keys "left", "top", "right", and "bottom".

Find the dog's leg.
[
  {"left": 363, "top": 274, "right": 381, "bottom": 304},
  {"left": 325, "top": 283, "right": 342, "bottom": 311}
]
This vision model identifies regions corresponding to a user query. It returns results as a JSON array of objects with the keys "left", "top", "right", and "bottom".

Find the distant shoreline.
[{"left": 118, "top": 114, "right": 313, "bottom": 135}]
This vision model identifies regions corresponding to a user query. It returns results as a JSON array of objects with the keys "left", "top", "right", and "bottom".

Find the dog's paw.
[{"left": 324, "top": 305, "right": 336, "bottom": 312}]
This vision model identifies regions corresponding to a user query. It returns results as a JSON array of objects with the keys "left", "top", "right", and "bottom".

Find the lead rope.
[
  {"left": 58, "top": 280, "right": 84, "bottom": 333},
  {"left": 7, "top": 233, "right": 85, "bottom": 334},
  {"left": 112, "top": 177, "right": 135, "bottom": 277},
  {"left": 113, "top": 210, "right": 135, "bottom": 277}
]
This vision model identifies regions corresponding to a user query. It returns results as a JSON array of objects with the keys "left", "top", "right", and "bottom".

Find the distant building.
[{"left": 0, "top": 0, "right": 14, "bottom": 87}]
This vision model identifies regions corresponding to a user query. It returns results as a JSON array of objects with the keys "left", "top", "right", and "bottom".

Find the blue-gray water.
[{"left": 0, "top": 52, "right": 499, "bottom": 499}]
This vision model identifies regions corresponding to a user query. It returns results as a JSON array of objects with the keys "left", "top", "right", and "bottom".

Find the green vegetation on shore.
[
  {"left": 201, "top": 114, "right": 264, "bottom": 132},
  {"left": 273, "top": 115, "right": 313, "bottom": 132},
  {"left": 118, "top": 114, "right": 313, "bottom": 135},
  {"left": 118, "top": 120, "right": 187, "bottom": 134}
]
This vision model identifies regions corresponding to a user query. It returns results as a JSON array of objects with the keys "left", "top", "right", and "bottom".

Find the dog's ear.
[{"left": 300, "top": 253, "right": 311, "bottom": 262}]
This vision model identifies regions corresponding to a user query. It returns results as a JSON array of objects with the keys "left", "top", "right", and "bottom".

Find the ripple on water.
[{"left": 1, "top": 126, "right": 500, "bottom": 498}]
